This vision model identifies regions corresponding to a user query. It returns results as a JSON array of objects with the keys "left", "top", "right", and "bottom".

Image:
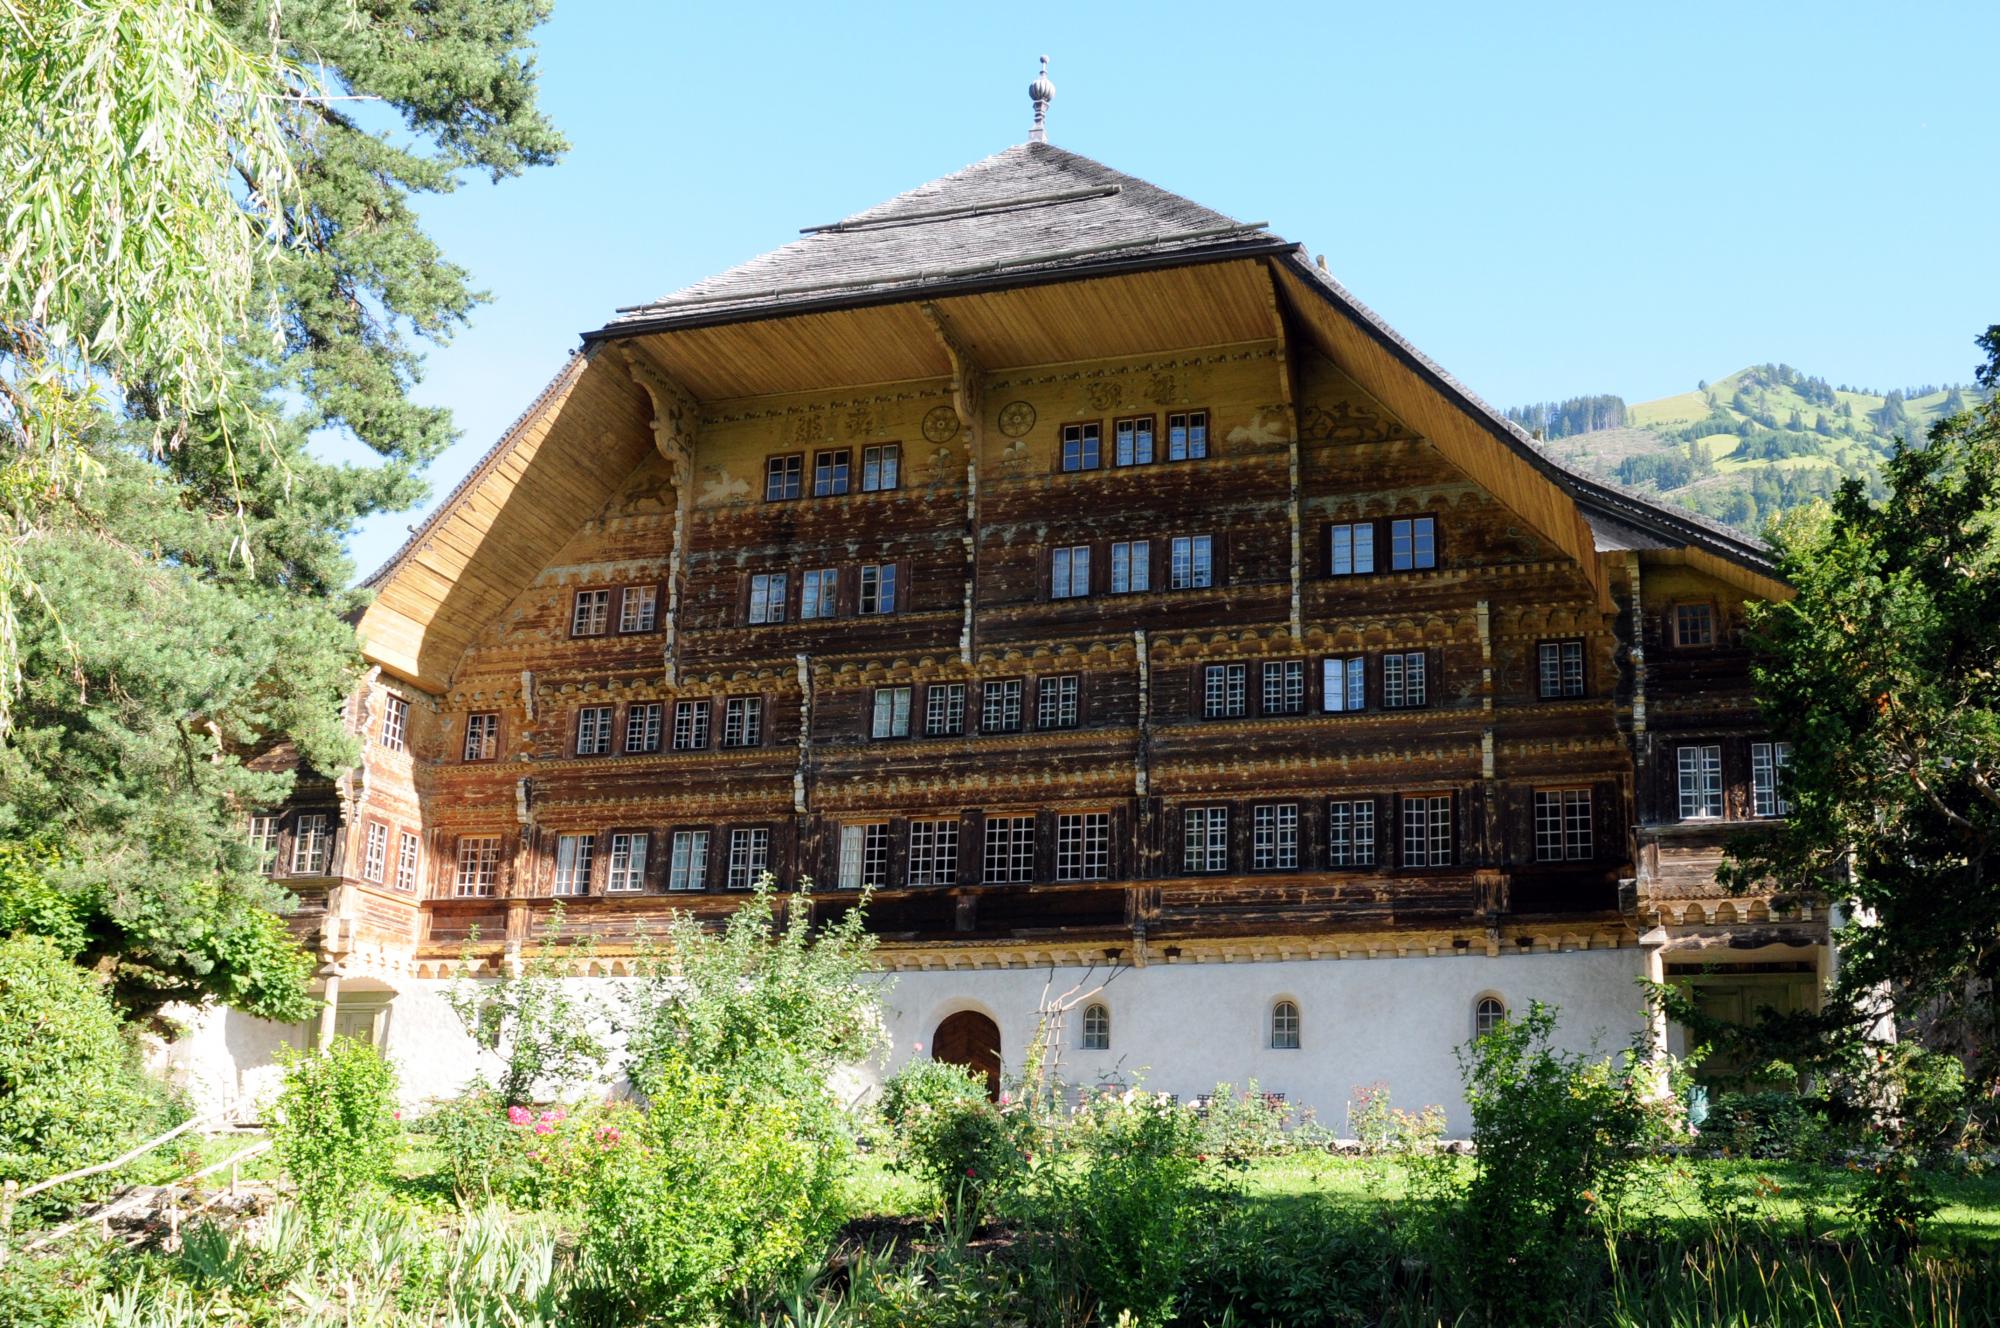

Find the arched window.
[
  {"left": 1270, "top": 999, "right": 1301, "bottom": 1050},
  {"left": 1474, "top": 995, "right": 1507, "bottom": 1039},
  {"left": 1080, "top": 1002, "right": 1110, "bottom": 1050}
]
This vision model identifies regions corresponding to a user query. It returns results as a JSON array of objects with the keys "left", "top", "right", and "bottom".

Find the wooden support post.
[
  {"left": 617, "top": 347, "right": 700, "bottom": 687},
  {"left": 920, "top": 303, "right": 983, "bottom": 664},
  {"left": 315, "top": 972, "right": 341, "bottom": 1053}
]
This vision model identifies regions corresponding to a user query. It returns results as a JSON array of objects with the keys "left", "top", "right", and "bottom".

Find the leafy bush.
[
  {"left": 1347, "top": 1080, "right": 1447, "bottom": 1157},
  {"left": 415, "top": 1090, "right": 517, "bottom": 1204},
  {"left": 269, "top": 1037, "right": 400, "bottom": 1230},
  {"left": 1180, "top": 1199, "right": 1401, "bottom": 1328},
  {"left": 447, "top": 903, "right": 607, "bottom": 1105},
  {"left": 879, "top": 1058, "right": 1024, "bottom": 1222},
  {"left": 1707, "top": 1090, "right": 1827, "bottom": 1160},
  {"left": 1198, "top": 1080, "right": 1296, "bottom": 1162}
]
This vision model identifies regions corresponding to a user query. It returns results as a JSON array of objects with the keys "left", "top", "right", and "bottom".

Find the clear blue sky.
[{"left": 345, "top": 0, "right": 1999, "bottom": 577}]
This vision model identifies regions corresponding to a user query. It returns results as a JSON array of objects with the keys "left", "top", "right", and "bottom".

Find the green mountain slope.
[{"left": 1512, "top": 365, "right": 1983, "bottom": 533}]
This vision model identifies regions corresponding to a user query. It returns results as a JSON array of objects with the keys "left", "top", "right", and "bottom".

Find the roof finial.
[{"left": 1028, "top": 55, "right": 1054, "bottom": 144}]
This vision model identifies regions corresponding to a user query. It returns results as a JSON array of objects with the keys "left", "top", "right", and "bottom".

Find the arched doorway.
[{"left": 932, "top": 1010, "right": 1001, "bottom": 1100}]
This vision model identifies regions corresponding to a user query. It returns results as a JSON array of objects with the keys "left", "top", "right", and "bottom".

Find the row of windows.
[
  {"left": 1324, "top": 516, "right": 1438, "bottom": 575},
  {"left": 566, "top": 697, "right": 765, "bottom": 757},
  {"left": 748, "top": 562, "right": 898, "bottom": 624},
  {"left": 250, "top": 812, "right": 422, "bottom": 891},
  {"left": 569, "top": 584, "right": 660, "bottom": 637},
  {"left": 765, "top": 444, "right": 902, "bottom": 501},
  {"left": 1059, "top": 411, "right": 1211, "bottom": 470},
  {"left": 1676, "top": 741, "right": 1792, "bottom": 820},
  {"left": 1066, "top": 994, "right": 1510, "bottom": 1054}
]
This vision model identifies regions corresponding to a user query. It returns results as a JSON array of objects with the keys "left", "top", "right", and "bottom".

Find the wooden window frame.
[
  {"left": 604, "top": 829, "right": 651, "bottom": 894},
  {"left": 1109, "top": 539, "right": 1151, "bottom": 594},
  {"left": 1164, "top": 408, "right": 1210, "bottom": 462},
  {"left": 1182, "top": 804, "right": 1230, "bottom": 874},
  {"left": 1399, "top": 793, "right": 1454, "bottom": 869},
  {"left": 1381, "top": 650, "right": 1430, "bottom": 710},
  {"left": 1050, "top": 544, "right": 1091, "bottom": 600},
  {"left": 618, "top": 584, "right": 662, "bottom": 634},
  {"left": 764, "top": 452, "right": 804, "bottom": 502},
  {"left": 1671, "top": 601, "right": 1718, "bottom": 649},
  {"left": 858, "top": 562, "right": 898, "bottom": 615},
  {"left": 725, "top": 825, "right": 772, "bottom": 889},
  {"left": 1752, "top": 741, "right": 1793, "bottom": 818},
  {"left": 552, "top": 831, "right": 595, "bottom": 896},
  {"left": 1537, "top": 638, "right": 1587, "bottom": 699},
  {"left": 1261, "top": 659, "right": 1306, "bottom": 716},
  {"left": 1080, "top": 1001, "right": 1111, "bottom": 1049},
  {"left": 1676, "top": 744, "right": 1724, "bottom": 820},
  {"left": 624, "top": 701, "right": 664, "bottom": 754},
  {"left": 721, "top": 695, "right": 764, "bottom": 749},
  {"left": 1325, "top": 520, "right": 1378, "bottom": 577},
  {"left": 1112, "top": 415, "right": 1156, "bottom": 467},
  {"left": 379, "top": 695, "right": 409, "bottom": 752},
  {"left": 981, "top": 813, "right": 1036, "bottom": 884},
  {"left": 573, "top": 704, "right": 615, "bottom": 758},
  {"left": 812, "top": 447, "right": 851, "bottom": 497},
  {"left": 871, "top": 685, "right": 913, "bottom": 740},
  {"left": 1202, "top": 662, "right": 1248, "bottom": 720},
  {"left": 1058, "top": 420, "right": 1102, "bottom": 473},
  {"left": 1533, "top": 788, "right": 1594, "bottom": 862},
  {"left": 671, "top": 698, "right": 710, "bottom": 751},
  {"left": 1326, "top": 797, "right": 1377, "bottom": 868},
  {"left": 860, "top": 442, "right": 902, "bottom": 493},
  {"left": 981, "top": 678, "right": 1024, "bottom": 734},
  {"left": 1035, "top": 673, "right": 1081, "bottom": 730},
  {"left": 924, "top": 682, "right": 966, "bottom": 737},
  {"left": 1251, "top": 802, "right": 1301, "bottom": 872},
  {"left": 452, "top": 834, "right": 503, "bottom": 898},
  {"left": 907, "top": 817, "right": 959, "bottom": 886},
  {"left": 569, "top": 586, "right": 614, "bottom": 638},
  {"left": 1169, "top": 534, "right": 1215, "bottom": 590},
  {"left": 747, "top": 571, "right": 788, "bottom": 625},
  {"left": 393, "top": 829, "right": 422, "bottom": 893},
  {"left": 462, "top": 711, "right": 501, "bottom": 763},
  {"left": 1387, "top": 514, "right": 1440, "bottom": 572},
  {"left": 799, "top": 567, "right": 839, "bottom": 621},
  {"left": 1270, "top": 998, "right": 1301, "bottom": 1050},
  {"left": 667, "top": 827, "right": 712, "bottom": 892},
  {"left": 359, "top": 819, "right": 390, "bottom": 884},
  {"left": 1055, "top": 808, "right": 1112, "bottom": 882}
]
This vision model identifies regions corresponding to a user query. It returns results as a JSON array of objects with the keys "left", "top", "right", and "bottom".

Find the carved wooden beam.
[
  {"left": 919, "top": 303, "right": 984, "bottom": 663},
  {"left": 616, "top": 346, "right": 700, "bottom": 686},
  {"left": 1260, "top": 268, "right": 1306, "bottom": 642}
]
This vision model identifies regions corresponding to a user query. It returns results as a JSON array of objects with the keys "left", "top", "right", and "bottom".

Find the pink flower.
[
  {"left": 965, "top": 1166, "right": 976, "bottom": 1177},
  {"left": 596, "top": 1126, "right": 622, "bottom": 1147},
  {"left": 999, "top": 1092, "right": 1012, "bottom": 1106},
  {"left": 392, "top": 1110, "right": 402, "bottom": 1121},
  {"left": 507, "top": 1106, "right": 531, "bottom": 1126},
  {"left": 533, "top": 1121, "right": 554, "bottom": 1135},
  {"left": 913, "top": 1042, "right": 924, "bottom": 1052}
]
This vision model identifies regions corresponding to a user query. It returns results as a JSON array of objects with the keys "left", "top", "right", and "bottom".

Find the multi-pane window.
[
  {"left": 1183, "top": 806, "right": 1229, "bottom": 873},
  {"left": 1475, "top": 996, "right": 1507, "bottom": 1038},
  {"left": 925, "top": 683, "right": 966, "bottom": 737},
  {"left": 1166, "top": 410, "right": 1208, "bottom": 461},
  {"left": 800, "top": 568, "right": 838, "bottom": 620},
  {"left": 1271, "top": 999, "right": 1301, "bottom": 1050},
  {"left": 1061, "top": 422, "right": 1101, "bottom": 471},
  {"left": 1051, "top": 545, "right": 1091, "bottom": 599},
  {"left": 1322, "top": 657, "right": 1367, "bottom": 713},
  {"left": 859, "top": 563, "right": 896, "bottom": 614},
  {"left": 872, "top": 686, "right": 912, "bottom": 739},
  {"left": 1037, "top": 674, "right": 1080, "bottom": 729},
  {"left": 1203, "top": 663, "right": 1247, "bottom": 719},
  {"left": 1752, "top": 742, "right": 1794, "bottom": 818},
  {"left": 669, "top": 830, "right": 710, "bottom": 891},
  {"left": 1674, "top": 603, "right": 1715, "bottom": 647},
  {"left": 982, "top": 815, "right": 1035, "bottom": 884},
  {"left": 553, "top": 833, "right": 594, "bottom": 895},
  {"left": 1110, "top": 540, "right": 1150, "bottom": 593},
  {"left": 292, "top": 813, "right": 329, "bottom": 874},
  {"left": 1169, "top": 535, "right": 1213, "bottom": 589},
  {"left": 672, "top": 699, "right": 710, "bottom": 750},
  {"left": 907, "top": 819, "right": 959, "bottom": 886},
  {"left": 1081, "top": 1002, "right": 1111, "bottom": 1049},
  {"left": 463, "top": 712, "right": 499, "bottom": 761},
  {"left": 360, "top": 822, "right": 389, "bottom": 883},
  {"left": 838, "top": 823, "right": 892, "bottom": 889},
  {"left": 861, "top": 443, "right": 900, "bottom": 492},
  {"left": 749, "top": 573, "right": 787, "bottom": 624},
  {"left": 1262, "top": 660, "right": 1304, "bottom": 715},
  {"left": 380, "top": 696, "right": 408, "bottom": 752},
  {"left": 726, "top": 828, "right": 770, "bottom": 888},
  {"left": 1401, "top": 796, "right": 1453, "bottom": 867},
  {"left": 982, "top": 679, "right": 1023, "bottom": 733},
  {"left": 1056, "top": 811, "right": 1111, "bottom": 882},
  {"left": 1253, "top": 803, "right": 1299, "bottom": 870},
  {"left": 1327, "top": 799, "right": 1376, "bottom": 867},
  {"left": 1114, "top": 416, "right": 1154, "bottom": 466},
  {"left": 765, "top": 453, "right": 802, "bottom": 501},
  {"left": 1677, "top": 745, "right": 1723, "bottom": 819},
  {"left": 606, "top": 832, "right": 649, "bottom": 893},
  {"left": 813, "top": 448, "right": 850, "bottom": 496},
  {"left": 1538, "top": 640, "right": 1586, "bottom": 699},
  {"left": 723, "top": 697, "right": 763, "bottom": 748},
  {"left": 248, "top": 813, "right": 280, "bottom": 865},
  {"left": 1327, "top": 522, "right": 1376, "bottom": 576},
  {"left": 571, "top": 588, "right": 611, "bottom": 636},
  {"left": 1534, "top": 789, "right": 1594, "bottom": 862},
  {"left": 394, "top": 831, "right": 421, "bottom": 892},
  {"left": 620, "top": 585, "right": 658, "bottom": 632},
  {"left": 1382, "top": 652, "right": 1428, "bottom": 709},
  {"left": 625, "top": 702, "right": 663, "bottom": 754},
  {"left": 453, "top": 835, "right": 501, "bottom": 897},
  {"left": 576, "top": 705, "right": 614, "bottom": 756},
  {"left": 1389, "top": 516, "right": 1437, "bottom": 571}
]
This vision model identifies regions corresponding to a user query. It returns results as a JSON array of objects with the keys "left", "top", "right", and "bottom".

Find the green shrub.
[
  {"left": 1199, "top": 1080, "right": 1296, "bottom": 1162},
  {"left": 879, "top": 1058, "right": 1024, "bottom": 1223},
  {"left": 269, "top": 1037, "right": 400, "bottom": 1230},
  {"left": 416, "top": 1090, "right": 517, "bottom": 1204},
  {"left": 1707, "top": 1090, "right": 1827, "bottom": 1160},
  {"left": 1180, "top": 1199, "right": 1401, "bottom": 1328},
  {"left": 446, "top": 903, "right": 607, "bottom": 1105}
]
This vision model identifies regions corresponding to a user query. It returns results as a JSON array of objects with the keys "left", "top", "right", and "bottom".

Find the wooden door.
[{"left": 932, "top": 1010, "right": 1001, "bottom": 1100}]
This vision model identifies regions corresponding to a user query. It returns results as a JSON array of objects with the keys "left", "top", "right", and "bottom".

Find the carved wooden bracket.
[
  {"left": 617, "top": 347, "right": 698, "bottom": 483},
  {"left": 920, "top": 302, "right": 982, "bottom": 429}
]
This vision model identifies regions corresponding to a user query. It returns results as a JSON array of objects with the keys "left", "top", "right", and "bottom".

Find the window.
[
  {"left": 1389, "top": 516, "right": 1436, "bottom": 571},
  {"left": 291, "top": 813, "right": 329, "bottom": 874},
  {"left": 1534, "top": 789, "right": 1594, "bottom": 861},
  {"left": 1051, "top": 545, "right": 1091, "bottom": 599},
  {"left": 859, "top": 563, "right": 896, "bottom": 614},
  {"left": 625, "top": 702, "right": 663, "bottom": 754},
  {"left": 1538, "top": 640, "right": 1586, "bottom": 699},
  {"left": 672, "top": 700, "right": 710, "bottom": 750},
  {"left": 726, "top": 828, "right": 769, "bottom": 888},
  {"left": 1110, "top": 540, "right": 1150, "bottom": 593},
  {"left": 813, "top": 448, "right": 850, "bottom": 496},
  {"left": 908, "top": 819, "right": 959, "bottom": 886},
  {"left": 571, "top": 588, "right": 611, "bottom": 636},
  {"left": 1327, "top": 799, "right": 1376, "bottom": 867},
  {"left": 620, "top": 585, "right": 659, "bottom": 633},
  {"left": 1170, "top": 535, "right": 1213, "bottom": 589},
  {"left": 1674, "top": 602, "right": 1716, "bottom": 647},
  {"left": 1382, "top": 652, "right": 1428, "bottom": 709},
  {"left": 925, "top": 683, "right": 965, "bottom": 737},
  {"left": 1677, "top": 745, "right": 1723, "bottom": 819},
  {"left": 606, "top": 832, "right": 649, "bottom": 892},
  {"left": 1056, "top": 811, "right": 1110, "bottom": 881},
  {"left": 1475, "top": 996, "right": 1507, "bottom": 1039},
  {"left": 1402, "top": 796, "right": 1453, "bottom": 867},
  {"left": 553, "top": 833, "right": 594, "bottom": 895},
  {"left": 982, "top": 815, "right": 1035, "bottom": 883},
  {"left": 1183, "top": 805, "right": 1229, "bottom": 873},
  {"left": 360, "top": 822, "right": 389, "bottom": 883},
  {"left": 982, "top": 679, "right": 1023, "bottom": 733},
  {"left": 838, "top": 823, "right": 891, "bottom": 889},
  {"left": 1081, "top": 1002, "right": 1110, "bottom": 1050},
  {"left": 1203, "top": 663, "right": 1247, "bottom": 719},
  {"left": 394, "top": 831, "right": 421, "bottom": 892},
  {"left": 1262, "top": 660, "right": 1304, "bottom": 715},
  {"left": 380, "top": 696, "right": 408, "bottom": 752},
  {"left": 453, "top": 835, "right": 501, "bottom": 897},
  {"left": 800, "top": 568, "right": 837, "bottom": 620},
  {"left": 872, "top": 686, "right": 912, "bottom": 739},
  {"left": 1061, "top": 422, "right": 1101, "bottom": 471},
  {"left": 765, "top": 453, "right": 802, "bottom": 501},
  {"left": 1271, "top": 999, "right": 1300, "bottom": 1050},
  {"left": 669, "top": 830, "right": 710, "bottom": 891},
  {"left": 1322, "top": 657, "right": 1367, "bottom": 713},
  {"left": 749, "top": 573, "right": 787, "bottom": 624},
  {"left": 1166, "top": 410, "right": 1208, "bottom": 461},
  {"left": 1037, "top": 674, "right": 1080, "bottom": 729},
  {"left": 576, "top": 705, "right": 613, "bottom": 756},
  {"left": 248, "top": 813, "right": 280, "bottom": 866},
  {"left": 723, "top": 697, "right": 763, "bottom": 748},
  {"left": 861, "top": 443, "right": 900, "bottom": 492},
  {"left": 1752, "top": 742, "right": 1793, "bottom": 817},
  {"left": 1327, "top": 522, "right": 1376, "bottom": 576},
  {"left": 1253, "top": 803, "right": 1299, "bottom": 870},
  {"left": 1114, "top": 416, "right": 1154, "bottom": 466},
  {"left": 463, "top": 712, "right": 499, "bottom": 761}
]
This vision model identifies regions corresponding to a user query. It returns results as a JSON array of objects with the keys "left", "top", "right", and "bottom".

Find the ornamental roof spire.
[{"left": 1028, "top": 55, "right": 1054, "bottom": 143}]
